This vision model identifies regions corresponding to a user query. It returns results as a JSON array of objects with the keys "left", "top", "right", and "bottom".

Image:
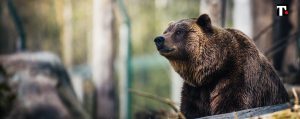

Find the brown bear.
[{"left": 154, "top": 14, "right": 289, "bottom": 118}]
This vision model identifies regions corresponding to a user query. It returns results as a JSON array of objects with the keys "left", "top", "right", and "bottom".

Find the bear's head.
[{"left": 154, "top": 14, "right": 237, "bottom": 86}]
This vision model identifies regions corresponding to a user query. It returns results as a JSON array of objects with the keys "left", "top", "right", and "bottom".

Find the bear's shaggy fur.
[{"left": 154, "top": 14, "right": 289, "bottom": 118}]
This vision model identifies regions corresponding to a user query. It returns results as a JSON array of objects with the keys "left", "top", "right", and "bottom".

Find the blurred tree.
[
  {"left": 61, "top": 0, "right": 73, "bottom": 68},
  {"left": 0, "top": 0, "right": 18, "bottom": 54},
  {"left": 275, "top": 0, "right": 299, "bottom": 83},
  {"left": 277, "top": 0, "right": 299, "bottom": 76},
  {"left": 251, "top": 0, "right": 273, "bottom": 53},
  {"left": 6, "top": 0, "right": 26, "bottom": 51},
  {"left": 273, "top": 0, "right": 293, "bottom": 72},
  {"left": 233, "top": 0, "right": 253, "bottom": 37},
  {"left": 91, "top": 0, "right": 117, "bottom": 118},
  {"left": 117, "top": 0, "right": 132, "bottom": 118},
  {"left": 200, "top": 0, "right": 225, "bottom": 26}
]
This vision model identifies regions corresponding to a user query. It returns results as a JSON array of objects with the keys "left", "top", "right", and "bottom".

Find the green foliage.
[{"left": 131, "top": 55, "right": 171, "bottom": 117}]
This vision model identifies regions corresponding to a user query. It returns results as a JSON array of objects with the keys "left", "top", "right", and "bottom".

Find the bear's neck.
[
  {"left": 169, "top": 57, "right": 239, "bottom": 87},
  {"left": 169, "top": 59, "right": 208, "bottom": 87}
]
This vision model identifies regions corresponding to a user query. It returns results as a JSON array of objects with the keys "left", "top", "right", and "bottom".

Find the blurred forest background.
[{"left": 0, "top": 0, "right": 299, "bottom": 119}]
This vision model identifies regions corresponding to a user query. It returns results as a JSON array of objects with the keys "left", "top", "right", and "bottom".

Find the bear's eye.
[{"left": 175, "top": 30, "right": 184, "bottom": 35}]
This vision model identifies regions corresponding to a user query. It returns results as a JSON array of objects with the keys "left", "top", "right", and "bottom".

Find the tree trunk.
[
  {"left": 92, "top": 0, "right": 116, "bottom": 118},
  {"left": 273, "top": 0, "right": 293, "bottom": 72},
  {"left": 170, "top": 67, "right": 182, "bottom": 108},
  {"left": 61, "top": 0, "right": 73, "bottom": 68},
  {"left": 251, "top": 0, "right": 274, "bottom": 54},
  {"left": 233, "top": 0, "right": 253, "bottom": 38},
  {"left": 277, "top": 0, "right": 299, "bottom": 83},
  {"left": 278, "top": 0, "right": 299, "bottom": 75},
  {"left": 0, "top": 0, "right": 18, "bottom": 54}
]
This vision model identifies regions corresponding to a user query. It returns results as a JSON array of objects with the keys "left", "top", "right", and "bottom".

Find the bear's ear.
[{"left": 196, "top": 14, "right": 213, "bottom": 33}]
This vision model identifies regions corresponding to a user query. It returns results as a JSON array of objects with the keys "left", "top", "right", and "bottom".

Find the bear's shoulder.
[
  {"left": 224, "top": 28, "right": 258, "bottom": 52},
  {"left": 225, "top": 28, "right": 254, "bottom": 43}
]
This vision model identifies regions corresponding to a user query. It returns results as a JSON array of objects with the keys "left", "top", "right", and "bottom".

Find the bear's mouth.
[{"left": 158, "top": 47, "right": 175, "bottom": 54}]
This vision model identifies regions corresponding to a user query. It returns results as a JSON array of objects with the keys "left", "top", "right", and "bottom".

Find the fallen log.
[
  {"left": 197, "top": 103, "right": 290, "bottom": 119},
  {"left": 0, "top": 52, "right": 90, "bottom": 119}
]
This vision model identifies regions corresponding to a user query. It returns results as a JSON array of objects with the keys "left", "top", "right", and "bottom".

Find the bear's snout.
[{"left": 154, "top": 36, "right": 165, "bottom": 50}]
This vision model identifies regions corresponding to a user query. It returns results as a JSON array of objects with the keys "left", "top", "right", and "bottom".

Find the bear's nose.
[{"left": 154, "top": 36, "right": 165, "bottom": 48}]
